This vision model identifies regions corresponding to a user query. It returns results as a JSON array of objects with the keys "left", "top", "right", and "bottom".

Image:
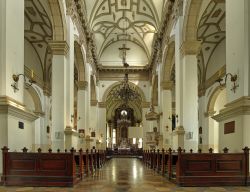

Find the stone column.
[
  {"left": 180, "top": 41, "right": 200, "bottom": 151},
  {"left": 49, "top": 41, "right": 69, "bottom": 151},
  {"left": 0, "top": 0, "right": 32, "bottom": 175},
  {"left": 160, "top": 81, "right": 173, "bottom": 149},
  {"left": 77, "top": 81, "right": 88, "bottom": 129},
  {"left": 142, "top": 102, "right": 150, "bottom": 149},
  {"left": 173, "top": 15, "right": 185, "bottom": 149},
  {"left": 174, "top": 14, "right": 200, "bottom": 150},
  {"left": 42, "top": 88, "right": 51, "bottom": 151},
  {"left": 98, "top": 103, "right": 107, "bottom": 150},
  {"left": 213, "top": 1, "right": 250, "bottom": 153},
  {"left": 0, "top": 0, "right": 24, "bottom": 102},
  {"left": 64, "top": 16, "right": 78, "bottom": 150}
]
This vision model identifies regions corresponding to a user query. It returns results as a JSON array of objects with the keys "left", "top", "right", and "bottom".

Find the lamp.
[
  {"left": 11, "top": 70, "right": 36, "bottom": 92},
  {"left": 216, "top": 73, "right": 238, "bottom": 93}
]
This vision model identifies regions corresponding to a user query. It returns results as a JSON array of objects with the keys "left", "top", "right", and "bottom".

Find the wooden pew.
[
  {"left": 1, "top": 147, "right": 82, "bottom": 187},
  {"left": 1, "top": 147, "right": 107, "bottom": 187},
  {"left": 174, "top": 147, "right": 249, "bottom": 186}
]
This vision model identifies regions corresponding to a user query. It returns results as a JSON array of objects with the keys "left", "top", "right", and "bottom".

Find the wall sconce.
[
  {"left": 11, "top": 71, "right": 36, "bottom": 92},
  {"left": 216, "top": 73, "right": 238, "bottom": 93}
]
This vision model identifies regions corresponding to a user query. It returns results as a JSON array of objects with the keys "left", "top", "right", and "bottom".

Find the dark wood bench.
[
  {"left": 175, "top": 147, "right": 249, "bottom": 186},
  {"left": 1, "top": 146, "right": 107, "bottom": 187},
  {"left": 142, "top": 147, "right": 249, "bottom": 186}
]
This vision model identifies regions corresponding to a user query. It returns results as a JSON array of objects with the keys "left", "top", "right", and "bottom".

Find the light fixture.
[
  {"left": 11, "top": 70, "right": 36, "bottom": 92},
  {"left": 216, "top": 73, "right": 238, "bottom": 93}
]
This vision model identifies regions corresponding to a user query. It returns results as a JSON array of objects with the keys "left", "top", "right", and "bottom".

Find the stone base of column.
[
  {"left": 172, "top": 126, "right": 185, "bottom": 150},
  {"left": 65, "top": 126, "right": 78, "bottom": 150},
  {"left": 212, "top": 96, "right": 250, "bottom": 152}
]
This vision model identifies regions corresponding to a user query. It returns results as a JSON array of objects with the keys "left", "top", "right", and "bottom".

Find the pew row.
[
  {"left": 1, "top": 147, "right": 106, "bottom": 187},
  {"left": 143, "top": 147, "right": 249, "bottom": 186}
]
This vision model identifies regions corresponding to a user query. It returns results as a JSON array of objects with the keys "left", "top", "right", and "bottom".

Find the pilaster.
[{"left": 50, "top": 41, "right": 69, "bottom": 151}]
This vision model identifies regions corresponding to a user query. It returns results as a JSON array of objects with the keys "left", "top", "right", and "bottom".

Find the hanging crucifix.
[{"left": 119, "top": 44, "right": 130, "bottom": 68}]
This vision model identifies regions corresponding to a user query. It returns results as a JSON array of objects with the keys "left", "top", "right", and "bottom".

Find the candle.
[{"left": 31, "top": 70, "right": 34, "bottom": 79}]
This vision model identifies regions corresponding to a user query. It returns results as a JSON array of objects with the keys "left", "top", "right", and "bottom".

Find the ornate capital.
[
  {"left": 91, "top": 100, "right": 98, "bottom": 106},
  {"left": 77, "top": 81, "right": 88, "bottom": 90},
  {"left": 161, "top": 81, "right": 174, "bottom": 90},
  {"left": 180, "top": 40, "right": 201, "bottom": 56},
  {"left": 49, "top": 41, "right": 69, "bottom": 55}
]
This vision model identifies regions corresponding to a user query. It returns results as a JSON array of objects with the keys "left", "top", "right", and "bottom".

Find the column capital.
[
  {"left": 98, "top": 102, "right": 106, "bottom": 108},
  {"left": 43, "top": 82, "right": 51, "bottom": 96},
  {"left": 91, "top": 100, "right": 98, "bottom": 106},
  {"left": 77, "top": 81, "right": 88, "bottom": 90},
  {"left": 49, "top": 41, "right": 69, "bottom": 55},
  {"left": 180, "top": 40, "right": 201, "bottom": 57},
  {"left": 161, "top": 81, "right": 174, "bottom": 90}
]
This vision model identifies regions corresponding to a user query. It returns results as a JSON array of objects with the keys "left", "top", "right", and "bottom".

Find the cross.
[{"left": 119, "top": 44, "right": 130, "bottom": 65}]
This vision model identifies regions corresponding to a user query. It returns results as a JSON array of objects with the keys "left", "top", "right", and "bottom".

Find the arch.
[
  {"left": 102, "top": 82, "right": 146, "bottom": 103},
  {"left": 26, "top": 86, "right": 43, "bottom": 115},
  {"left": 48, "top": 0, "right": 66, "bottom": 41},
  {"left": 162, "top": 37, "right": 175, "bottom": 82},
  {"left": 74, "top": 41, "right": 86, "bottom": 81},
  {"left": 207, "top": 85, "right": 225, "bottom": 114},
  {"left": 182, "top": 0, "right": 203, "bottom": 42}
]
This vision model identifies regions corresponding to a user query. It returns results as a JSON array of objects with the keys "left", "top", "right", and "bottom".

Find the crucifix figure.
[{"left": 119, "top": 44, "right": 130, "bottom": 68}]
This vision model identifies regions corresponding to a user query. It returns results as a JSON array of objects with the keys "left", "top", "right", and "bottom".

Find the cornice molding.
[
  {"left": 91, "top": 100, "right": 98, "bottom": 106},
  {"left": 180, "top": 40, "right": 201, "bottom": 56},
  {"left": 48, "top": 41, "right": 69, "bottom": 55},
  {"left": 161, "top": 81, "right": 174, "bottom": 90},
  {"left": 172, "top": 126, "right": 185, "bottom": 136},
  {"left": 212, "top": 96, "right": 250, "bottom": 122},
  {"left": 98, "top": 102, "right": 106, "bottom": 108},
  {"left": 141, "top": 101, "right": 151, "bottom": 108},
  {"left": 204, "top": 110, "right": 216, "bottom": 118},
  {"left": 0, "top": 96, "right": 38, "bottom": 121},
  {"left": 77, "top": 81, "right": 88, "bottom": 90},
  {"left": 64, "top": 126, "right": 79, "bottom": 136}
]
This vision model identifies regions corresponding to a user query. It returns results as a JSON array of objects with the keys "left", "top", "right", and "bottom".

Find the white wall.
[
  {"left": 7, "top": 116, "right": 33, "bottom": 152},
  {"left": 24, "top": 40, "right": 43, "bottom": 81}
]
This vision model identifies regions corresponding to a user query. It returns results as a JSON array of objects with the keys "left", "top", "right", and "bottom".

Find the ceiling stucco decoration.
[
  {"left": 84, "top": 0, "right": 165, "bottom": 68},
  {"left": 25, "top": 0, "right": 53, "bottom": 88},
  {"left": 197, "top": 0, "right": 225, "bottom": 95}
]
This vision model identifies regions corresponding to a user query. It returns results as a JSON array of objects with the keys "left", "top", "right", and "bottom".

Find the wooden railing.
[
  {"left": 142, "top": 147, "right": 249, "bottom": 186},
  {"left": 1, "top": 147, "right": 107, "bottom": 187}
]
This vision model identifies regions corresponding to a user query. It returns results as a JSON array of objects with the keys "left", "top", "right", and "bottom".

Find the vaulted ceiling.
[{"left": 84, "top": 0, "right": 165, "bottom": 67}]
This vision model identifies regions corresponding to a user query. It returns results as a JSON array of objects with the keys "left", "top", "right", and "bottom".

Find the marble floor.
[{"left": 0, "top": 158, "right": 250, "bottom": 192}]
